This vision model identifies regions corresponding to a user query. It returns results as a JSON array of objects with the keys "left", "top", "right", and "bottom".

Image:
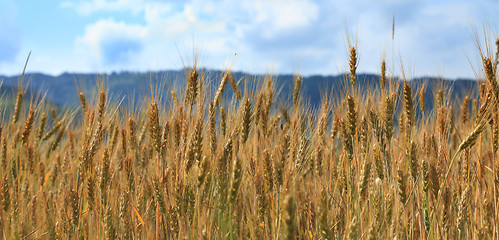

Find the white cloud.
[
  {"left": 143, "top": 3, "right": 173, "bottom": 23},
  {"left": 249, "top": 0, "right": 319, "bottom": 37},
  {"left": 76, "top": 18, "right": 147, "bottom": 65},
  {"left": 61, "top": 0, "right": 148, "bottom": 15},
  {"left": 64, "top": 0, "right": 499, "bottom": 79}
]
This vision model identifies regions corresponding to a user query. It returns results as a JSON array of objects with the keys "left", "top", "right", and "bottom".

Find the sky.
[{"left": 1, "top": 0, "right": 499, "bottom": 79}]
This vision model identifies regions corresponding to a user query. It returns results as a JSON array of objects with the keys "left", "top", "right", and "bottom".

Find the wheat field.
[{"left": 0, "top": 39, "right": 498, "bottom": 240}]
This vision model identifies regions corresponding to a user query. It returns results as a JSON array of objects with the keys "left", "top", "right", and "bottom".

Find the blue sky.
[{"left": 0, "top": 0, "right": 498, "bottom": 79}]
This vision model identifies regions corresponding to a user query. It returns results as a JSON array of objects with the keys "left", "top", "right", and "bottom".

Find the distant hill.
[{"left": 0, "top": 70, "right": 480, "bottom": 114}]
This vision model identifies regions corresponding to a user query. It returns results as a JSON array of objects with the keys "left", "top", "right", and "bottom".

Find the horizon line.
[{"left": 0, "top": 69, "right": 477, "bottom": 81}]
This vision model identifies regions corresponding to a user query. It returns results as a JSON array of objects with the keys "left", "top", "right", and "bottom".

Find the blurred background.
[{"left": 1, "top": 0, "right": 498, "bottom": 79}]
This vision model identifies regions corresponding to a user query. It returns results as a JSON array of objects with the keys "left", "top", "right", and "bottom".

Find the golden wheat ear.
[
  {"left": 380, "top": 60, "right": 386, "bottom": 91},
  {"left": 348, "top": 46, "right": 358, "bottom": 93},
  {"left": 214, "top": 71, "right": 229, "bottom": 107},
  {"left": 293, "top": 75, "right": 302, "bottom": 106}
]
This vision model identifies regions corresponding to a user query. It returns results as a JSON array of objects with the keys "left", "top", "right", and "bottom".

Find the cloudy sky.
[{"left": 0, "top": 0, "right": 498, "bottom": 79}]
